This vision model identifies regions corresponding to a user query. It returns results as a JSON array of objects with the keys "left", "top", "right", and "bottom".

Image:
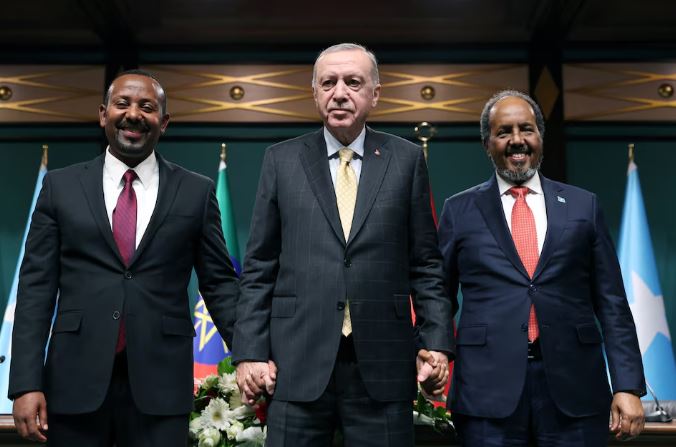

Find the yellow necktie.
[{"left": 336, "top": 148, "right": 357, "bottom": 336}]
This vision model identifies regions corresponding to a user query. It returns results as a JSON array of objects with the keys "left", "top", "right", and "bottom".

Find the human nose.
[
  {"left": 332, "top": 80, "right": 348, "bottom": 101},
  {"left": 510, "top": 129, "right": 524, "bottom": 145},
  {"left": 126, "top": 104, "right": 142, "bottom": 121}
]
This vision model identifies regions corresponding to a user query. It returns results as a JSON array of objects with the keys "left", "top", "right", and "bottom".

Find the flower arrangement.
[
  {"left": 190, "top": 357, "right": 266, "bottom": 447},
  {"left": 413, "top": 387, "right": 454, "bottom": 436}
]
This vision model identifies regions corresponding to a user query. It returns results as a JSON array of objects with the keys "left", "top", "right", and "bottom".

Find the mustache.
[
  {"left": 117, "top": 119, "right": 148, "bottom": 132},
  {"left": 505, "top": 144, "right": 531, "bottom": 156}
]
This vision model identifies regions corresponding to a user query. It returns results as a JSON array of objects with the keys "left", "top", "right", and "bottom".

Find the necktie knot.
[
  {"left": 509, "top": 186, "right": 529, "bottom": 200},
  {"left": 338, "top": 148, "right": 354, "bottom": 164},
  {"left": 123, "top": 169, "right": 137, "bottom": 186}
]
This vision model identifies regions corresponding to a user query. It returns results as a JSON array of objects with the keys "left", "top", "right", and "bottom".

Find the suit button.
[
  {"left": 337, "top": 302, "right": 345, "bottom": 310},
  {"left": 112, "top": 311, "right": 121, "bottom": 320},
  {"left": 124, "top": 271, "right": 133, "bottom": 280},
  {"left": 521, "top": 323, "right": 528, "bottom": 332},
  {"left": 528, "top": 284, "right": 537, "bottom": 295},
  {"left": 344, "top": 258, "right": 351, "bottom": 268}
]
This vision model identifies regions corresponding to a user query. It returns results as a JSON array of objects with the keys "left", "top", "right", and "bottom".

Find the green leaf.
[{"left": 218, "top": 356, "right": 236, "bottom": 375}]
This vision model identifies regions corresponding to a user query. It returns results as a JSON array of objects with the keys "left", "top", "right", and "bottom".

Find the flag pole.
[
  {"left": 221, "top": 143, "right": 227, "bottom": 163},
  {"left": 628, "top": 143, "right": 634, "bottom": 163},
  {"left": 414, "top": 121, "right": 437, "bottom": 162},
  {"left": 41, "top": 144, "right": 48, "bottom": 168}
]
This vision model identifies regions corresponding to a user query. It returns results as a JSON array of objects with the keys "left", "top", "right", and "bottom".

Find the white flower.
[
  {"left": 201, "top": 374, "right": 219, "bottom": 390},
  {"left": 231, "top": 404, "right": 255, "bottom": 420},
  {"left": 189, "top": 417, "right": 205, "bottom": 439},
  {"left": 229, "top": 390, "right": 244, "bottom": 409},
  {"left": 202, "top": 397, "right": 231, "bottom": 430},
  {"left": 225, "top": 419, "right": 244, "bottom": 440},
  {"left": 198, "top": 427, "right": 221, "bottom": 447},
  {"left": 236, "top": 426, "right": 266, "bottom": 446},
  {"left": 218, "top": 372, "right": 239, "bottom": 394}
]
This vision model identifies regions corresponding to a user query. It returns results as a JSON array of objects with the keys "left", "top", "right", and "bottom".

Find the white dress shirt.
[
  {"left": 103, "top": 148, "right": 159, "bottom": 249},
  {"left": 325, "top": 127, "right": 365, "bottom": 187},
  {"left": 496, "top": 172, "right": 548, "bottom": 255}
]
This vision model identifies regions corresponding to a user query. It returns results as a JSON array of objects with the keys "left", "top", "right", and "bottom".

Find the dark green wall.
[{"left": 1, "top": 122, "right": 675, "bottom": 360}]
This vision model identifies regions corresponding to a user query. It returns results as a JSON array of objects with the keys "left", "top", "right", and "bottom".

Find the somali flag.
[
  {"left": 193, "top": 153, "right": 241, "bottom": 379},
  {"left": 618, "top": 160, "right": 676, "bottom": 400},
  {"left": 0, "top": 153, "right": 47, "bottom": 413}
]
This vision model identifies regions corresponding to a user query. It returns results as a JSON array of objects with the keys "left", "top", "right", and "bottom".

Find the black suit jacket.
[
  {"left": 9, "top": 152, "right": 238, "bottom": 415},
  {"left": 438, "top": 174, "right": 645, "bottom": 418},
  {"left": 232, "top": 128, "right": 454, "bottom": 402}
]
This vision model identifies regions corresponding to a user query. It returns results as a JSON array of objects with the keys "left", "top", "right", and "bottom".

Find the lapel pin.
[
  {"left": 557, "top": 196, "right": 566, "bottom": 203},
  {"left": 374, "top": 148, "right": 381, "bottom": 156}
]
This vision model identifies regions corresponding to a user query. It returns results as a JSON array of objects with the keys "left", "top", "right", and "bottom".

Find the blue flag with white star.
[
  {"left": 0, "top": 153, "right": 47, "bottom": 413},
  {"left": 618, "top": 160, "right": 676, "bottom": 400}
]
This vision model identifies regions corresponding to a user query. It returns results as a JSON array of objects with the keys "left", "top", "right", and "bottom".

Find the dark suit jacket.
[
  {"left": 232, "top": 128, "right": 454, "bottom": 403},
  {"left": 9, "top": 152, "right": 238, "bottom": 415},
  {"left": 438, "top": 174, "right": 645, "bottom": 419}
]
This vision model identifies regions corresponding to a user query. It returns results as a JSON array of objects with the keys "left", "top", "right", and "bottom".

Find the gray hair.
[
  {"left": 312, "top": 43, "right": 380, "bottom": 87},
  {"left": 479, "top": 90, "right": 545, "bottom": 146}
]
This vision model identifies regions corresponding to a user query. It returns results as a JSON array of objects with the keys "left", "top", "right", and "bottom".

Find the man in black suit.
[
  {"left": 9, "top": 70, "right": 238, "bottom": 446},
  {"left": 232, "top": 43, "right": 454, "bottom": 446},
  {"left": 438, "top": 90, "right": 645, "bottom": 445}
]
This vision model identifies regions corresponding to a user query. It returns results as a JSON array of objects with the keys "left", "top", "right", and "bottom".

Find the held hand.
[
  {"left": 236, "top": 362, "right": 274, "bottom": 405},
  {"left": 13, "top": 391, "right": 48, "bottom": 443},
  {"left": 609, "top": 392, "right": 645, "bottom": 441},
  {"left": 265, "top": 360, "right": 277, "bottom": 396},
  {"left": 416, "top": 349, "right": 449, "bottom": 396}
]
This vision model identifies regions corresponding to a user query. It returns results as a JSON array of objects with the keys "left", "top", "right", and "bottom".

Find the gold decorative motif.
[
  {"left": 420, "top": 85, "right": 435, "bottom": 100},
  {"left": 564, "top": 64, "right": 676, "bottom": 121},
  {"left": 415, "top": 121, "right": 437, "bottom": 161},
  {"left": 534, "top": 67, "right": 559, "bottom": 120},
  {"left": 658, "top": 83, "right": 674, "bottom": 98},
  {"left": 0, "top": 86, "right": 12, "bottom": 101},
  {"left": 229, "top": 86, "right": 245, "bottom": 101}
]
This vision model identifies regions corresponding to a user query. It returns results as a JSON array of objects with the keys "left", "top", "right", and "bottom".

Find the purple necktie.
[{"left": 113, "top": 169, "right": 137, "bottom": 352}]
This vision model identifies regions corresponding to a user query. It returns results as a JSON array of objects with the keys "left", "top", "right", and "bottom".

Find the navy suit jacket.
[
  {"left": 438, "top": 173, "right": 645, "bottom": 418},
  {"left": 233, "top": 128, "right": 454, "bottom": 403},
  {"left": 9, "top": 153, "right": 238, "bottom": 415}
]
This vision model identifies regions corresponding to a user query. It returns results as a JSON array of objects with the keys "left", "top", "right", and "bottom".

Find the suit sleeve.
[
  {"left": 438, "top": 198, "right": 461, "bottom": 318},
  {"left": 231, "top": 148, "right": 281, "bottom": 363},
  {"left": 8, "top": 174, "right": 60, "bottom": 399},
  {"left": 590, "top": 194, "right": 646, "bottom": 396},
  {"left": 194, "top": 182, "right": 239, "bottom": 350},
  {"left": 408, "top": 149, "right": 455, "bottom": 357}
]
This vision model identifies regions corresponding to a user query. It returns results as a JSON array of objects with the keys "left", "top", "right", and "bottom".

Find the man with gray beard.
[{"left": 438, "top": 90, "right": 645, "bottom": 445}]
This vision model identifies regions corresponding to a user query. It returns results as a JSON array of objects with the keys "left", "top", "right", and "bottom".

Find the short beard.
[{"left": 490, "top": 154, "right": 543, "bottom": 185}]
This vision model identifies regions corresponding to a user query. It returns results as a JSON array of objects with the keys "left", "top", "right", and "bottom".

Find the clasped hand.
[{"left": 235, "top": 360, "right": 277, "bottom": 405}]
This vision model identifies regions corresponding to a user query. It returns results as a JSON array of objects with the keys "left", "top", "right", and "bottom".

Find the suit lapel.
[
  {"left": 533, "top": 175, "right": 567, "bottom": 279},
  {"left": 349, "top": 128, "right": 390, "bottom": 244},
  {"left": 299, "top": 129, "right": 345, "bottom": 243},
  {"left": 80, "top": 154, "right": 124, "bottom": 264},
  {"left": 131, "top": 153, "right": 182, "bottom": 266},
  {"left": 475, "top": 175, "right": 530, "bottom": 279}
]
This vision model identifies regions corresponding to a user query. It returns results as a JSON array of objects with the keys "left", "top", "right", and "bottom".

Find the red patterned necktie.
[
  {"left": 112, "top": 169, "right": 137, "bottom": 352},
  {"left": 509, "top": 186, "right": 539, "bottom": 342}
]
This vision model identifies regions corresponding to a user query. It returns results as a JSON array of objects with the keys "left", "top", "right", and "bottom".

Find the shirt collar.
[
  {"left": 496, "top": 171, "right": 543, "bottom": 196},
  {"left": 104, "top": 147, "right": 158, "bottom": 189},
  {"left": 324, "top": 127, "right": 366, "bottom": 160}
]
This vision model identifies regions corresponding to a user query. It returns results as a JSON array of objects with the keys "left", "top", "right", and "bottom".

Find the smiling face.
[
  {"left": 485, "top": 96, "right": 543, "bottom": 184},
  {"left": 99, "top": 74, "right": 169, "bottom": 167},
  {"left": 313, "top": 49, "right": 380, "bottom": 145}
]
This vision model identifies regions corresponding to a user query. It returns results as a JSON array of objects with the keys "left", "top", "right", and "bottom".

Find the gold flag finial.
[
  {"left": 628, "top": 143, "right": 634, "bottom": 163},
  {"left": 220, "top": 143, "right": 227, "bottom": 163},
  {"left": 41, "top": 144, "right": 48, "bottom": 167},
  {"left": 414, "top": 122, "right": 437, "bottom": 162}
]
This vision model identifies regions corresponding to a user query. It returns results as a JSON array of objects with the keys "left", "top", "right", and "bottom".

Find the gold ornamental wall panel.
[
  {"left": 0, "top": 64, "right": 527, "bottom": 123},
  {"left": 144, "top": 64, "right": 528, "bottom": 123},
  {"left": 0, "top": 66, "right": 104, "bottom": 122},
  {"left": 564, "top": 63, "right": 676, "bottom": 121}
]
